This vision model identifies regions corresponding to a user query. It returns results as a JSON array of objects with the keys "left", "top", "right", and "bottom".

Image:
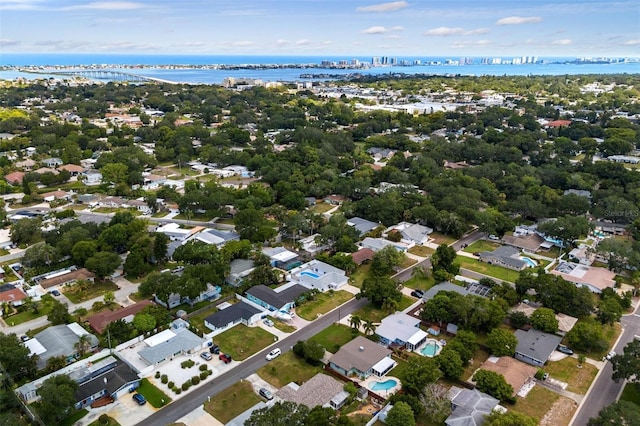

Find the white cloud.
[
  {"left": 623, "top": 40, "right": 640, "bottom": 45},
  {"left": 63, "top": 2, "right": 145, "bottom": 11},
  {"left": 0, "top": 39, "right": 21, "bottom": 47},
  {"left": 496, "top": 16, "right": 542, "bottom": 25},
  {"left": 451, "top": 39, "right": 491, "bottom": 49},
  {"left": 423, "top": 27, "right": 489, "bottom": 36},
  {"left": 356, "top": 1, "right": 408, "bottom": 13},
  {"left": 276, "top": 39, "right": 289, "bottom": 46},
  {"left": 296, "top": 39, "right": 310, "bottom": 45},
  {"left": 232, "top": 41, "right": 254, "bottom": 47},
  {"left": 362, "top": 25, "right": 403, "bottom": 34},
  {"left": 552, "top": 39, "right": 573, "bottom": 45}
]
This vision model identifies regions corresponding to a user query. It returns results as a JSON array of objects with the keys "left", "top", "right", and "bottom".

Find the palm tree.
[
  {"left": 363, "top": 319, "right": 376, "bottom": 336},
  {"left": 349, "top": 315, "right": 362, "bottom": 331},
  {"left": 74, "top": 334, "right": 92, "bottom": 357}
]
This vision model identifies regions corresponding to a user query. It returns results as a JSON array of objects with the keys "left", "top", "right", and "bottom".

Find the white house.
[
  {"left": 155, "top": 223, "right": 197, "bottom": 242},
  {"left": 383, "top": 221, "right": 433, "bottom": 246},
  {"left": 82, "top": 170, "right": 103, "bottom": 186},
  {"left": 288, "top": 260, "right": 348, "bottom": 292}
]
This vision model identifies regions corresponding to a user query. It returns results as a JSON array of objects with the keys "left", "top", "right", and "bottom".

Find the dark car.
[
  {"left": 210, "top": 344, "right": 220, "bottom": 354},
  {"left": 410, "top": 289, "right": 425, "bottom": 298},
  {"left": 132, "top": 393, "right": 147, "bottom": 405},
  {"left": 219, "top": 353, "right": 232, "bottom": 364},
  {"left": 556, "top": 345, "right": 574, "bottom": 355},
  {"left": 259, "top": 388, "right": 273, "bottom": 400},
  {"left": 49, "top": 289, "right": 61, "bottom": 296}
]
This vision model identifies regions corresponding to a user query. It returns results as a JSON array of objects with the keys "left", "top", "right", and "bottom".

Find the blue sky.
[{"left": 1, "top": 0, "right": 639, "bottom": 56}]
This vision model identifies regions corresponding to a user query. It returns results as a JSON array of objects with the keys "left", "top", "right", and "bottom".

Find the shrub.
[
  {"left": 192, "top": 376, "right": 200, "bottom": 385},
  {"left": 98, "top": 414, "right": 110, "bottom": 425},
  {"left": 199, "top": 364, "right": 208, "bottom": 371},
  {"left": 200, "top": 371, "right": 208, "bottom": 380},
  {"left": 181, "top": 359, "right": 195, "bottom": 369},
  {"left": 155, "top": 371, "right": 161, "bottom": 378},
  {"left": 161, "top": 374, "right": 168, "bottom": 384},
  {"left": 207, "top": 370, "right": 213, "bottom": 376},
  {"left": 175, "top": 388, "right": 182, "bottom": 395},
  {"left": 182, "top": 381, "right": 191, "bottom": 391},
  {"left": 168, "top": 381, "right": 174, "bottom": 389},
  {"left": 535, "top": 369, "right": 546, "bottom": 380}
]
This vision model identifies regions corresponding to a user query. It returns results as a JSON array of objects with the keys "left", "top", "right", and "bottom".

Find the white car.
[
  {"left": 263, "top": 318, "right": 275, "bottom": 327},
  {"left": 266, "top": 348, "right": 281, "bottom": 361},
  {"left": 604, "top": 351, "right": 616, "bottom": 361}
]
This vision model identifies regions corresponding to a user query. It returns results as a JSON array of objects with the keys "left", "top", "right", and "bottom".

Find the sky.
[{"left": 1, "top": 0, "right": 639, "bottom": 57}]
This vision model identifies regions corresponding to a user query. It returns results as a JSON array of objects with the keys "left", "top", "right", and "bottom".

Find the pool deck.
[
  {"left": 416, "top": 338, "right": 443, "bottom": 357},
  {"left": 360, "top": 375, "right": 402, "bottom": 398}
]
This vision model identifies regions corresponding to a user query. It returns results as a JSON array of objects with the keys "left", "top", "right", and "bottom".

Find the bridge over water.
[{"left": 21, "top": 69, "right": 177, "bottom": 84}]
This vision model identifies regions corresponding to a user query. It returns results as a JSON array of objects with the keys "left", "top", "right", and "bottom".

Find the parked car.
[
  {"left": 132, "top": 393, "right": 147, "bottom": 405},
  {"left": 603, "top": 351, "right": 616, "bottom": 361},
  {"left": 556, "top": 345, "right": 574, "bottom": 355},
  {"left": 219, "top": 353, "right": 232, "bottom": 364},
  {"left": 200, "top": 352, "right": 212, "bottom": 361},
  {"left": 263, "top": 318, "right": 275, "bottom": 327},
  {"left": 488, "top": 234, "right": 500, "bottom": 241},
  {"left": 266, "top": 348, "right": 281, "bottom": 361},
  {"left": 49, "top": 289, "right": 61, "bottom": 296},
  {"left": 20, "top": 335, "right": 30, "bottom": 342},
  {"left": 410, "top": 289, "right": 425, "bottom": 298},
  {"left": 259, "top": 387, "right": 273, "bottom": 400},
  {"left": 210, "top": 344, "right": 220, "bottom": 354}
]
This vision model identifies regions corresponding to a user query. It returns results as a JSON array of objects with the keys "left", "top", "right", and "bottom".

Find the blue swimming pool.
[
  {"left": 520, "top": 256, "right": 537, "bottom": 268},
  {"left": 300, "top": 271, "right": 320, "bottom": 279},
  {"left": 420, "top": 341, "right": 442, "bottom": 357},
  {"left": 368, "top": 379, "right": 397, "bottom": 391}
]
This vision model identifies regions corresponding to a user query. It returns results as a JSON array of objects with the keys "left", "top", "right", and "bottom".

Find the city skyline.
[{"left": 1, "top": 0, "right": 639, "bottom": 57}]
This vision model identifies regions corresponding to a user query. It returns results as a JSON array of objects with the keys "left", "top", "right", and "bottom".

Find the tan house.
[{"left": 38, "top": 268, "right": 95, "bottom": 290}]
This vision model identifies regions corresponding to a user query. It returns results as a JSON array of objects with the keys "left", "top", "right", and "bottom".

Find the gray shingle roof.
[
  {"left": 139, "top": 328, "right": 205, "bottom": 365},
  {"left": 329, "top": 336, "right": 392, "bottom": 374},
  {"left": 446, "top": 388, "right": 499, "bottom": 426},
  {"left": 347, "top": 217, "right": 380, "bottom": 235},
  {"left": 515, "top": 329, "right": 563, "bottom": 364},
  {"left": 246, "top": 284, "right": 307, "bottom": 309},
  {"left": 204, "top": 301, "right": 262, "bottom": 328},
  {"left": 75, "top": 361, "right": 139, "bottom": 401}
]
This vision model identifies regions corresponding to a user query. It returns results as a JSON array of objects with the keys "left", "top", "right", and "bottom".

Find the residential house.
[
  {"left": 501, "top": 233, "right": 549, "bottom": 253},
  {"left": 82, "top": 170, "right": 103, "bottom": 186},
  {"left": 127, "top": 199, "right": 151, "bottom": 215},
  {"left": 550, "top": 262, "right": 616, "bottom": 294},
  {"left": 74, "top": 359, "right": 140, "bottom": 409},
  {"left": 275, "top": 373, "right": 348, "bottom": 410},
  {"left": 423, "top": 282, "right": 471, "bottom": 301},
  {"left": 511, "top": 302, "right": 578, "bottom": 335},
  {"left": 262, "top": 246, "right": 301, "bottom": 270},
  {"left": 86, "top": 300, "right": 155, "bottom": 334},
  {"left": 245, "top": 283, "right": 308, "bottom": 312},
  {"left": 299, "top": 234, "right": 329, "bottom": 255},
  {"left": 42, "top": 157, "right": 63, "bottom": 168},
  {"left": 203, "top": 301, "right": 263, "bottom": 334},
  {"left": 141, "top": 174, "right": 166, "bottom": 191},
  {"left": 324, "top": 194, "right": 347, "bottom": 206},
  {"left": 155, "top": 284, "right": 221, "bottom": 309},
  {"left": 37, "top": 268, "right": 95, "bottom": 291},
  {"left": 375, "top": 312, "right": 428, "bottom": 351},
  {"left": 514, "top": 329, "right": 563, "bottom": 367},
  {"left": 351, "top": 248, "right": 375, "bottom": 265},
  {"left": 25, "top": 323, "right": 99, "bottom": 369},
  {"left": 478, "top": 246, "right": 529, "bottom": 271},
  {"left": 5, "top": 171, "right": 25, "bottom": 185},
  {"left": 98, "top": 196, "right": 127, "bottom": 209},
  {"left": 478, "top": 356, "right": 537, "bottom": 396},
  {"left": 563, "top": 189, "right": 592, "bottom": 200},
  {"left": 138, "top": 328, "right": 206, "bottom": 366},
  {"left": 225, "top": 259, "right": 255, "bottom": 287},
  {"left": 15, "top": 159, "right": 35, "bottom": 171},
  {"left": 58, "top": 164, "right": 85, "bottom": 176},
  {"left": 568, "top": 244, "right": 596, "bottom": 266},
  {"left": 155, "top": 223, "right": 200, "bottom": 242},
  {"left": 446, "top": 387, "right": 500, "bottom": 426},
  {"left": 347, "top": 217, "right": 381, "bottom": 236},
  {"left": 328, "top": 336, "right": 396, "bottom": 379},
  {"left": 40, "top": 190, "right": 73, "bottom": 203},
  {"left": 288, "top": 260, "right": 348, "bottom": 292},
  {"left": 0, "top": 283, "right": 27, "bottom": 307},
  {"left": 361, "top": 237, "right": 408, "bottom": 253},
  {"left": 186, "top": 228, "right": 241, "bottom": 247},
  {"left": 383, "top": 221, "right": 433, "bottom": 246}
]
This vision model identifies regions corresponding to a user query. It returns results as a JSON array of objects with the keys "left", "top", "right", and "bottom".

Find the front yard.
[
  {"left": 257, "top": 351, "right": 323, "bottom": 388},
  {"left": 349, "top": 264, "right": 371, "bottom": 288},
  {"left": 309, "top": 324, "right": 356, "bottom": 353},
  {"left": 137, "top": 378, "right": 171, "bottom": 408},
  {"left": 296, "top": 290, "right": 353, "bottom": 321},
  {"left": 214, "top": 324, "right": 275, "bottom": 361},
  {"left": 204, "top": 381, "right": 261, "bottom": 424},
  {"left": 462, "top": 240, "right": 501, "bottom": 254},
  {"left": 351, "top": 295, "right": 414, "bottom": 324},
  {"left": 455, "top": 256, "right": 521, "bottom": 282},
  {"left": 4, "top": 295, "right": 56, "bottom": 326},
  {"left": 544, "top": 356, "right": 598, "bottom": 394},
  {"left": 63, "top": 280, "right": 120, "bottom": 304},
  {"left": 511, "top": 386, "right": 575, "bottom": 425},
  {"left": 408, "top": 245, "right": 435, "bottom": 257}
]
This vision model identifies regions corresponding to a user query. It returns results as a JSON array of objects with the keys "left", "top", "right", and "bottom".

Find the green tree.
[
  {"left": 0, "top": 332, "right": 38, "bottom": 380},
  {"left": 245, "top": 401, "right": 309, "bottom": 426},
  {"left": 418, "top": 383, "right": 451, "bottom": 424},
  {"left": 402, "top": 356, "right": 443, "bottom": 396},
  {"left": 537, "top": 215, "right": 592, "bottom": 247},
  {"left": 597, "top": 297, "right": 623, "bottom": 325},
  {"left": 292, "top": 340, "right": 325, "bottom": 364},
  {"left": 349, "top": 315, "right": 361, "bottom": 331},
  {"left": 48, "top": 300, "right": 72, "bottom": 325},
  {"left": 22, "top": 242, "right": 60, "bottom": 268},
  {"left": 435, "top": 347, "right": 464, "bottom": 379},
  {"left": 529, "top": 307, "right": 559, "bottom": 333},
  {"left": 36, "top": 374, "right": 79, "bottom": 425},
  {"left": 610, "top": 339, "right": 640, "bottom": 384},
  {"left": 484, "top": 410, "right": 537, "bottom": 426},
  {"left": 71, "top": 240, "right": 98, "bottom": 266},
  {"left": 486, "top": 328, "right": 518, "bottom": 357},
  {"left": 358, "top": 276, "right": 401, "bottom": 308},
  {"left": 370, "top": 245, "right": 405, "bottom": 275},
  {"left": 385, "top": 401, "right": 415, "bottom": 426},
  {"left": 566, "top": 318, "right": 607, "bottom": 353},
  {"left": 10, "top": 218, "right": 42, "bottom": 246},
  {"left": 431, "top": 244, "right": 459, "bottom": 276},
  {"left": 100, "top": 162, "right": 129, "bottom": 184},
  {"left": 133, "top": 313, "right": 157, "bottom": 333},
  {"left": 85, "top": 251, "right": 122, "bottom": 279},
  {"left": 587, "top": 400, "right": 640, "bottom": 426},
  {"left": 472, "top": 369, "right": 514, "bottom": 402}
]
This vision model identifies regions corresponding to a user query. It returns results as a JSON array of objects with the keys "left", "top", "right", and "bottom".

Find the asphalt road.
[
  {"left": 449, "top": 230, "right": 485, "bottom": 252},
  {"left": 570, "top": 302, "right": 640, "bottom": 425},
  {"left": 136, "top": 297, "right": 369, "bottom": 426}
]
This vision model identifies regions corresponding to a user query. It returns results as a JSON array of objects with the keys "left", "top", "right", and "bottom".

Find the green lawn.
[
  {"left": 309, "top": 324, "right": 356, "bottom": 353},
  {"left": 204, "top": 381, "right": 262, "bottom": 424},
  {"left": 429, "top": 233, "right": 457, "bottom": 245},
  {"left": 137, "top": 378, "right": 172, "bottom": 408},
  {"left": 543, "top": 356, "right": 598, "bottom": 394},
  {"left": 4, "top": 295, "right": 56, "bottom": 326},
  {"left": 511, "top": 386, "right": 562, "bottom": 423},
  {"left": 461, "top": 348, "right": 491, "bottom": 381},
  {"left": 186, "top": 305, "right": 219, "bottom": 336},
  {"left": 266, "top": 315, "right": 296, "bottom": 333},
  {"left": 350, "top": 264, "right": 371, "bottom": 289},
  {"left": 60, "top": 409, "right": 89, "bottom": 426},
  {"left": 455, "top": 256, "right": 521, "bottom": 282},
  {"left": 257, "top": 351, "right": 323, "bottom": 388},
  {"left": 408, "top": 245, "right": 435, "bottom": 257},
  {"left": 352, "top": 295, "right": 414, "bottom": 324},
  {"left": 402, "top": 274, "right": 435, "bottom": 290},
  {"left": 214, "top": 324, "right": 275, "bottom": 360},
  {"left": 620, "top": 383, "right": 640, "bottom": 406},
  {"left": 88, "top": 416, "right": 122, "bottom": 426},
  {"left": 462, "top": 240, "right": 501, "bottom": 254},
  {"left": 296, "top": 290, "right": 354, "bottom": 321},
  {"left": 63, "top": 280, "right": 120, "bottom": 304},
  {"left": 309, "top": 203, "right": 335, "bottom": 214}
]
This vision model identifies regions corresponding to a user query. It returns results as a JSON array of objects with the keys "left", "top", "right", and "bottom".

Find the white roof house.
[
  {"left": 361, "top": 237, "right": 408, "bottom": 252},
  {"left": 155, "top": 223, "right": 196, "bottom": 242},
  {"left": 375, "top": 312, "right": 428, "bottom": 351},
  {"left": 288, "top": 260, "right": 348, "bottom": 292},
  {"left": 384, "top": 221, "right": 433, "bottom": 246},
  {"left": 186, "top": 228, "right": 240, "bottom": 247},
  {"left": 138, "top": 328, "right": 205, "bottom": 365}
]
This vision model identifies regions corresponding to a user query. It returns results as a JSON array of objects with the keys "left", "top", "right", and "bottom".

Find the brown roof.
[
  {"left": 5, "top": 171, "right": 25, "bottom": 184},
  {"left": 58, "top": 164, "right": 85, "bottom": 173},
  {"left": 502, "top": 234, "right": 545, "bottom": 252},
  {"left": 41, "top": 190, "right": 71, "bottom": 199},
  {"left": 329, "top": 336, "right": 392, "bottom": 374},
  {"left": 546, "top": 120, "right": 572, "bottom": 128},
  {"left": 39, "top": 268, "right": 95, "bottom": 289},
  {"left": 478, "top": 356, "right": 537, "bottom": 395},
  {"left": 351, "top": 248, "right": 375, "bottom": 265},
  {"left": 87, "top": 300, "right": 154, "bottom": 333},
  {"left": 0, "top": 287, "right": 27, "bottom": 304}
]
